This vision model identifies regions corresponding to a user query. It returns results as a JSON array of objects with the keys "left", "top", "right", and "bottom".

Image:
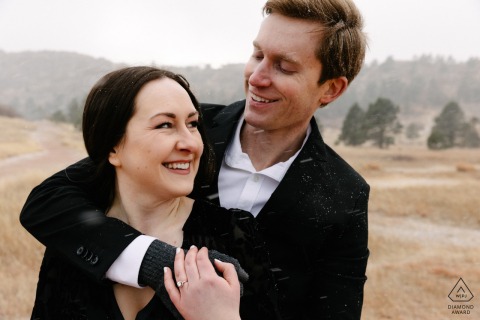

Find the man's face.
[{"left": 243, "top": 13, "right": 332, "bottom": 134}]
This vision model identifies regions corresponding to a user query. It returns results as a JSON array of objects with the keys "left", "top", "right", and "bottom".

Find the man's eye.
[
  {"left": 155, "top": 122, "right": 172, "bottom": 129},
  {"left": 276, "top": 63, "right": 294, "bottom": 75}
]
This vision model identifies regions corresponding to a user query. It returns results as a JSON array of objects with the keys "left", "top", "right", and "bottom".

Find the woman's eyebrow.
[{"left": 150, "top": 111, "right": 198, "bottom": 120}]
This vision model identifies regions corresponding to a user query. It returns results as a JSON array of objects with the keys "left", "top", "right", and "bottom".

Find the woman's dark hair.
[{"left": 81, "top": 66, "right": 214, "bottom": 208}]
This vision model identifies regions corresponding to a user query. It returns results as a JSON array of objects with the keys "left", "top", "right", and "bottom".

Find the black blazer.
[
  {"left": 194, "top": 100, "right": 370, "bottom": 320},
  {"left": 20, "top": 100, "right": 369, "bottom": 320}
]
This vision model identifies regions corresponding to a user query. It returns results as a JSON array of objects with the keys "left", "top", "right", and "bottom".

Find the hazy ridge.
[{"left": 1, "top": 50, "right": 479, "bottom": 128}]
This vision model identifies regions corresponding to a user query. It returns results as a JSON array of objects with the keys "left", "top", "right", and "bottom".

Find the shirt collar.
[{"left": 224, "top": 115, "right": 312, "bottom": 182}]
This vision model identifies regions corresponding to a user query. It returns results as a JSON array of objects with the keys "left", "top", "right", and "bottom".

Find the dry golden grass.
[
  {"left": 0, "top": 117, "right": 85, "bottom": 319},
  {"left": 0, "top": 116, "right": 42, "bottom": 160},
  {"left": 332, "top": 145, "right": 480, "bottom": 320},
  {"left": 2, "top": 120, "right": 479, "bottom": 319},
  {"left": 0, "top": 172, "right": 46, "bottom": 319},
  {"left": 55, "top": 122, "right": 85, "bottom": 152}
]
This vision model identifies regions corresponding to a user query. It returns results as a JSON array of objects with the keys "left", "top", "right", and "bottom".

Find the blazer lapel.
[
  {"left": 199, "top": 100, "right": 245, "bottom": 204},
  {"left": 207, "top": 100, "right": 245, "bottom": 167},
  {"left": 257, "top": 118, "right": 329, "bottom": 220}
]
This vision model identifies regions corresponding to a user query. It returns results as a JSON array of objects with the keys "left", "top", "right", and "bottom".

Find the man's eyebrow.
[{"left": 252, "top": 41, "right": 299, "bottom": 65}]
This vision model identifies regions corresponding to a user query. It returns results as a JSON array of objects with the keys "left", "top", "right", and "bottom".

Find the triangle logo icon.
[{"left": 449, "top": 278, "right": 474, "bottom": 302}]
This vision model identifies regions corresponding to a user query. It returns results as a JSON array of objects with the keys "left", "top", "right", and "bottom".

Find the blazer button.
[
  {"left": 76, "top": 246, "right": 85, "bottom": 256},
  {"left": 90, "top": 256, "right": 99, "bottom": 265},
  {"left": 86, "top": 252, "right": 94, "bottom": 262}
]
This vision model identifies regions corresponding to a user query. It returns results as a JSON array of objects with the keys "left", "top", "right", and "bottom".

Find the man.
[{"left": 20, "top": 0, "right": 369, "bottom": 319}]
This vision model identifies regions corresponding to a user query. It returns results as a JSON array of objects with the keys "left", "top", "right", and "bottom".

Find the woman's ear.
[
  {"left": 319, "top": 76, "right": 348, "bottom": 106},
  {"left": 108, "top": 147, "right": 121, "bottom": 167}
]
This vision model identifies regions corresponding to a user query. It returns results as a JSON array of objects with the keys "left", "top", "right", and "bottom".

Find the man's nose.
[{"left": 248, "top": 60, "right": 272, "bottom": 87}]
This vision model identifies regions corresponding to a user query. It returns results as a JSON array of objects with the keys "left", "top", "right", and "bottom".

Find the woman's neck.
[
  {"left": 108, "top": 193, "right": 193, "bottom": 319},
  {"left": 106, "top": 195, "right": 193, "bottom": 246}
]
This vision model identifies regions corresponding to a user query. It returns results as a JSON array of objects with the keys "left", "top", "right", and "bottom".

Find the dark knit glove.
[{"left": 138, "top": 240, "right": 249, "bottom": 319}]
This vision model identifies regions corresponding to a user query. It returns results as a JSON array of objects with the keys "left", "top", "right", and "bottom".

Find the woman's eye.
[
  {"left": 155, "top": 122, "right": 172, "bottom": 129},
  {"left": 188, "top": 121, "right": 199, "bottom": 128}
]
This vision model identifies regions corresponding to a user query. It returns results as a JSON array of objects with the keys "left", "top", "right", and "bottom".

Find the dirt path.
[{"left": 0, "top": 121, "right": 85, "bottom": 181}]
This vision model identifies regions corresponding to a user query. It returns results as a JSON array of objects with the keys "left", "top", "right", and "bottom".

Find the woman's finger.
[
  {"left": 195, "top": 247, "right": 216, "bottom": 277},
  {"left": 174, "top": 247, "right": 188, "bottom": 289},
  {"left": 214, "top": 259, "right": 240, "bottom": 291},
  {"left": 164, "top": 267, "right": 180, "bottom": 304},
  {"left": 184, "top": 245, "right": 200, "bottom": 283}
]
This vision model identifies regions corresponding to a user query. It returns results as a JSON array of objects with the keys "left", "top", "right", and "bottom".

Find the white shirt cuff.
[{"left": 105, "top": 235, "right": 156, "bottom": 288}]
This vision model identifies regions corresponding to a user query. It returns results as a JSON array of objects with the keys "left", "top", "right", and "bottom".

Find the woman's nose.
[{"left": 176, "top": 128, "right": 200, "bottom": 152}]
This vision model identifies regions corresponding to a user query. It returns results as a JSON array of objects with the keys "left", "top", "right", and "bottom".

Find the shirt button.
[{"left": 253, "top": 175, "right": 259, "bottom": 182}]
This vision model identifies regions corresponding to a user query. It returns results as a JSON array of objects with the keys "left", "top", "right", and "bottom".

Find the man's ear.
[
  {"left": 319, "top": 76, "right": 348, "bottom": 106},
  {"left": 108, "top": 147, "right": 121, "bottom": 167}
]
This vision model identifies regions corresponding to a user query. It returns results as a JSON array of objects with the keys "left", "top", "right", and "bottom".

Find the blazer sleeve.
[
  {"left": 312, "top": 184, "right": 370, "bottom": 320},
  {"left": 19, "top": 158, "right": 142, "bottom": 282}
]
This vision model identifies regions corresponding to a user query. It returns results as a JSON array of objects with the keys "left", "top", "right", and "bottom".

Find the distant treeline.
[
  {"left": 1, "top": 50, "right": 479, "bottom": 144},
  {"left": 336, "top": 98, "right": 479, "bottom": 149}
]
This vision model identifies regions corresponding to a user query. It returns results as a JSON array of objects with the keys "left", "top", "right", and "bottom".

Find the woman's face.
[{"left": 109, "top": 78, "right": 204, "bottom": 201}]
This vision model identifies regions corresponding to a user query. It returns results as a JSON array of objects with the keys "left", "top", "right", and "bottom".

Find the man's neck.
[{"left": 240, "top": 121, "right": 309, "bottom": 171}]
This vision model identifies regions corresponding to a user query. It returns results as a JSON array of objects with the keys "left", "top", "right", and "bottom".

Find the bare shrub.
[
  {"left": 0, "top": 104, "right": 19, "bottom": 118},
  {"left": 364, "top": 162, "right": 381, "bottom": 171},
  {"left": 456, "top": 162, "right": 476, "bottom": 172}
]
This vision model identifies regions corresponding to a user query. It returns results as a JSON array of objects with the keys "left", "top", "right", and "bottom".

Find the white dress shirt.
[
  {"left": 218, "top": 116, "right": 310, "bottom": 216},
  {"left": 106, "top": 116, "right": 311, "bottom": 286}
]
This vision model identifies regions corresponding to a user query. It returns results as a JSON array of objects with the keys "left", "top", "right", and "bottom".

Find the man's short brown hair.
[{"left": 264, "top": 0, "right": 367, "bottom": 84}]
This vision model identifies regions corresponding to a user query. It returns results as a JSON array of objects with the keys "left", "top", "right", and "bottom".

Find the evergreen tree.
[
  {"left": 337, "top": 103, "right": 366, "bottom": 146},
  {"left": 461, "top": 117, "right": 480, "bottom": 148},
  {"left": 66, "top": 98, "right": 83, "bottom": 129},
  {"left": 427, "top": 101, "right": 466, "bottom": 149},
  {"left": 362, "top": 98, "right": 402, "bottom": 148},
  {"left": 50, "top": 110, "right": 67, "bottom": 123},
  {"left": 405, "top": 122, "right": 423, "bottom": 140}
]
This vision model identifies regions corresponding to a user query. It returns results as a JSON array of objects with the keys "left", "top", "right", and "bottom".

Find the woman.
[{"left": 30, "top": 67, "right": 270, "bottom": 319}]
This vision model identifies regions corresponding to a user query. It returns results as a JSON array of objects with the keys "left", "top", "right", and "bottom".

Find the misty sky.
[{"left": 0, "top": 0, "right": 479, "bottom": 67}]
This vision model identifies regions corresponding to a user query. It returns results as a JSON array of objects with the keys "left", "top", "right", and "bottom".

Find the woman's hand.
[{"left": 164, "top": 245, "right": 241, "bottom": 320}]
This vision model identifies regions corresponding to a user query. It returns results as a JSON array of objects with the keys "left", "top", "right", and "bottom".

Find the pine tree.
[
  {"left": 66, "top": 98, "right": 83, "bottom": 129},
  {"left": 427, "top": 101, "right": 466, "bottom": 149},
  {"left": 362, "top": 98, "right": 402, "bottom": 148},
  {"left": 405, "top": 122, "right": 423, "bottom": 141},
  {"left": 50, "top": 110, "right": 67, "bottom": 123},
  {"left": 337, "top": 103, "right": 366, "bottom": 146},
  {"left": 461, "top": 117, "right": 480, "bottom": 148}
]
